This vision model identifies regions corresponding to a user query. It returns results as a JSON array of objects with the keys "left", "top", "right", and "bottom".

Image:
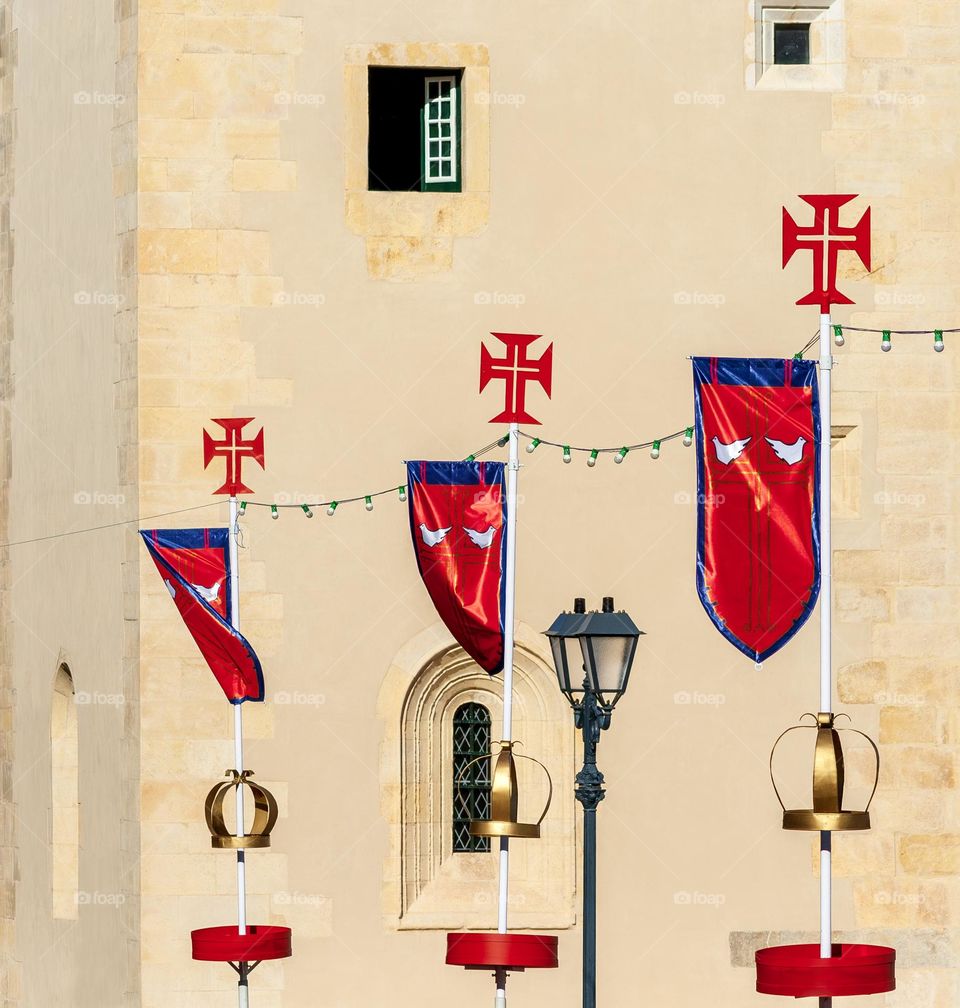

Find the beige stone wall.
[
  {"left": 132, "top": 4, "right": 838, "bottom": 1007},
  {"left": 5, "top": 0, "right": 140, "bottom": 1005},
  {"left": 136, "top": 3, "right": 297, "bottom": 1005},
  {"left": 831, "top": 2, "right": 960, "bottom": 1002},
  {"left": 6, "top": 0, "right": 960, "bottom": 1006},
  {"left": 0, "top": 3, "right": 18, "bottom": 1004},
  {"left": 117, "top": 1, "right": 142, "bottom": 1003},
  {"left": 731, "top": 5, "right": 960, "bottom": 1006}
]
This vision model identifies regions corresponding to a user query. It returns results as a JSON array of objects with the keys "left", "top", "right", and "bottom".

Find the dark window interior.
[
  {"left": 774, "top": 23, "right": 811, "bottom": 65},
  {"left": 367, "top": 67, "right": 460, "bottom": 192},
  {"left": 368, "top": 68, "right": 425, "bottom": 191}
]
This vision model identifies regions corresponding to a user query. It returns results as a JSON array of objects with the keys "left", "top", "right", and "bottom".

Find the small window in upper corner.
[
  {"left": 368, "top": 67, "right": 463, "bottom": 193},
  {"left": 774, "top": 23, "right": 811, "bottom": 64}
]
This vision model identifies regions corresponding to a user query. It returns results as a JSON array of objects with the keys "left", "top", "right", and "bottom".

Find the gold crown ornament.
[
  {"left": 204, "top": 769, "right": 279, "bottom": 849},
  {"left": 460, "top": 740, "right": 553, "bottom": 841},
  {"left": 770, "top": 712, "right": 879, "bottom": 832}
]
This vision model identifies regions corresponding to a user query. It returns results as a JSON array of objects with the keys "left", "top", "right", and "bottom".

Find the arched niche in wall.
[
  {"left": 51, "top": 663, "right": 79, "bottom": 920},
  {"left": 378, "top": 622, "right": 575, "bottom": 931}
]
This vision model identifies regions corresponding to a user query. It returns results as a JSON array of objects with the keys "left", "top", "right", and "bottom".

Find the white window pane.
[{"left": 423, "top": 75, "right": 458, "bottom": 186}]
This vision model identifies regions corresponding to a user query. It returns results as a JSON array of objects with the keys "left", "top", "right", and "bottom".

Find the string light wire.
[{"left": 1, "top": 323, "right": 952, "bottom": 540}]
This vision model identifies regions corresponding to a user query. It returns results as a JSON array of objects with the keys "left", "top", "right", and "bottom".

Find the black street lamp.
[{"left": 544, "top": 596, "right": 643, "bottom": 1008}]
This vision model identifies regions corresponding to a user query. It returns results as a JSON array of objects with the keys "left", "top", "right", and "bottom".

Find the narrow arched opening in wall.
[
  {"left": 377, "top": 623, "right": 576, "bottom": 932},
  {"left": 51, "top": 663, "right": 79, "bottom": 920}
]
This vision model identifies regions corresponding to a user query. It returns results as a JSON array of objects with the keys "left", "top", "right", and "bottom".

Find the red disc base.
[
  {"left": 756, "top": 943, "right": 895, "bottom": 998},
  {"left": 446, "top": 933, "right": 558, "bottom": 971},
  {"left": 191, "top": 925, "right": 292, "bottom": 963}
]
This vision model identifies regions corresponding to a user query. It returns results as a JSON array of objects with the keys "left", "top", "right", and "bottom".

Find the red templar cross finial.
[
  {"left": 479, "top": 333, "right": 553, "bottom": 425},
  {"left": 202, "top": 418, "right": 265, "bottom": 496},
  {"left": 782, "top": 194, "right": 871, "bottom": 312}
]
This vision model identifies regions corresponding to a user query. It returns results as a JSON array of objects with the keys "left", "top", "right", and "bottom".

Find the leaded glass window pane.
[{"left": 452, "top": 702, "right": 491, "bottom": 852}]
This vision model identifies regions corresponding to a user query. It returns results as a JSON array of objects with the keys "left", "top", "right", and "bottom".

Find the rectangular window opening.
[
  {"left": 774, "top": 22, "right": 811, "bottom": 64},
  {"left": 368, "top": 67, "right": 463, "bottom": 193}
]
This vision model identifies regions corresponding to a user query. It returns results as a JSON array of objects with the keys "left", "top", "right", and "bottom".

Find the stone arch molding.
[{"left": 378, "top": 621, "right": 576, "bottom": 931}]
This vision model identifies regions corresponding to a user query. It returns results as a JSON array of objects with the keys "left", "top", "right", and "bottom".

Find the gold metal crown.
[
  {"left": 460, "top": 741, "right": 553, "bottom": 840},
  {"left": 770, "top": 712, "right": 879, "bottom": 832},
  {"left": 204, "top": 769, "right": 279, "bottom": 849}
]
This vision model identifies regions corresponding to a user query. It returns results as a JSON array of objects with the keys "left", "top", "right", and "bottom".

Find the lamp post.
[{"left": 544, "top": 596, "right": 643, "bottom": 1008}]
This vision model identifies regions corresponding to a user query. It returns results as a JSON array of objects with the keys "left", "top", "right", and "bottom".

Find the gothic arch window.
[
  {"left": 452, "top": 702, "right": 491, "bottom": 853},
  {"left": 378, "top": 623, "right": 576, "bottom": 931},
  {"left": 51, "top": 664, "right": 79, "bottom": 919}
]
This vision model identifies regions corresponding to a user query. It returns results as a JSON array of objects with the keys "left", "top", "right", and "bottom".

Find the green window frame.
[
  {"left": 422, "top": 74, "right": 461, "bottom": 193},
  {"left": 452, "top": 702, "right": 491, "bottom": 852}
]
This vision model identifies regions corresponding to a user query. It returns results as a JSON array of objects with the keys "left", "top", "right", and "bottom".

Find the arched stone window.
[
  {"left": 378, "top": 623, "right": 575, "bottom": 931},
  {"left": 51, "top": 664, "right": 79, "bottom": 919},
  {"left": 452, "top": 702, "right": 492, "bottom": 853}
]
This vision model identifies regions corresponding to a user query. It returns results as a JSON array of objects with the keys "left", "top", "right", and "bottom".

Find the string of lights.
[
  {"left": 831, "top": 324, "right": 949, "bottom": 352},
  {"left": 243, "top": 322, "right": 955, "bottom": 518},
  {"left": 1, "top": 321, "right": 954, "bottom": 539}
]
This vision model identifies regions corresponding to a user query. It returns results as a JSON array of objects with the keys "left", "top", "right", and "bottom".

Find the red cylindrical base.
[
  {"left": 191, "top": 925, "right": 293, "bottom": 963},
  {"left": 446, "top": 932, "right": 558, "bottom": 971},
  {"left": 756, "top": 943, "right": 895, "bottom": 997}
]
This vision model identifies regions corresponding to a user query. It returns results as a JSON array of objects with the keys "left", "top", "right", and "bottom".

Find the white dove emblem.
[
  {"left": 765, "top": 436, "right": 807, "bottom": 465},
  {"left": 190, "top": 579, "right": 222, "bottom": 604},
  {"left": 463, "top": 526, "right": 497, "bottom": 549},
  {"left": 712, "top": 436, "right": 751, "bottom": 465},
  {"left": 419, "top": 523, "right": 452, "bottom": 548}
]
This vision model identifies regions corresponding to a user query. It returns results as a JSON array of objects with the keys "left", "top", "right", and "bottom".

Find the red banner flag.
[
  {"left": 406, "top": 461, "right": 506, "bottom": 674},
  {"left": 692, "top": 358, "right": 821, "bottom": 663},
  {"left": 140, "top": 528, "right": 264, "bottom": 702}
]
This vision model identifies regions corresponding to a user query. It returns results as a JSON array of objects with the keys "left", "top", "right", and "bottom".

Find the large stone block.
[
  {"left": 232, "top": 159, "right": 296, "bottom": 191},
  {"left": 854, "top": 877, "right": 948, "bottom": 927},
  {"left": 899, "top": 834, "right": 960, "bottom": 875},
  {"left": 221, "top": 118, "right": 280, "bottom": 157},
  {"left": 850, "top": 25, "right": 909, "bottom": 59},
  {"left": 216, "top": 229, "right": 272, "bottom": 274},
  {"left": 140, "top": 118, "right": 220, "bottom": 158},
  {"left": 139, "top": 228, "right": 217, "bottom": 274},
  {"left": 884, "top": 747, "right": 956, "bottom": 790},
  {"left": 366, "top": 236, "right": 454, "bottom": 281},
  {"left": 140, "top": 11, "right": 186, "bottom": 53},
  {"left": 140, "top": 192, "right": 192, "bottom": 228},
  {"left": 895, "top": 586, "right": 960, "bottom": 623},
  {"left": 880, "top": 703, "right": 944, "bottom": 744},
  {"left": 837, "top": 659, "right": 889, "bottom": 703}
]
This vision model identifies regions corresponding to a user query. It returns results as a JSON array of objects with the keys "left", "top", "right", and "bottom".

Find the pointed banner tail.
[
  {"left": 407, "top": 461, "right": 507, "bottom": 674},
  {"left": 692, "top": 358, "right": 821, "bottom": 663},
  {"left": 140, "top": 528, "right": 264, "bottom": 703}
]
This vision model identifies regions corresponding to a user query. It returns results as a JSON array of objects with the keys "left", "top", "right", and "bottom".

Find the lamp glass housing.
[
  {"left": 577, "top": 609, "right": 643, "bottom": 708},
  {"left": 544, "top": 610, "right": 588, "bottom": 705}
]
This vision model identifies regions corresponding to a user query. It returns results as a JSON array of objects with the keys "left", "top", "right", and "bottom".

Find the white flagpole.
[
  {"left": 495, "top": 421, "right": 520, "bottom": 1008},
  {"left": 818, "top": 312, "right": 833, "bottom": 1007},
  {"left": 228, "top": 496, "right": 249, "bottom": 1008}
]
